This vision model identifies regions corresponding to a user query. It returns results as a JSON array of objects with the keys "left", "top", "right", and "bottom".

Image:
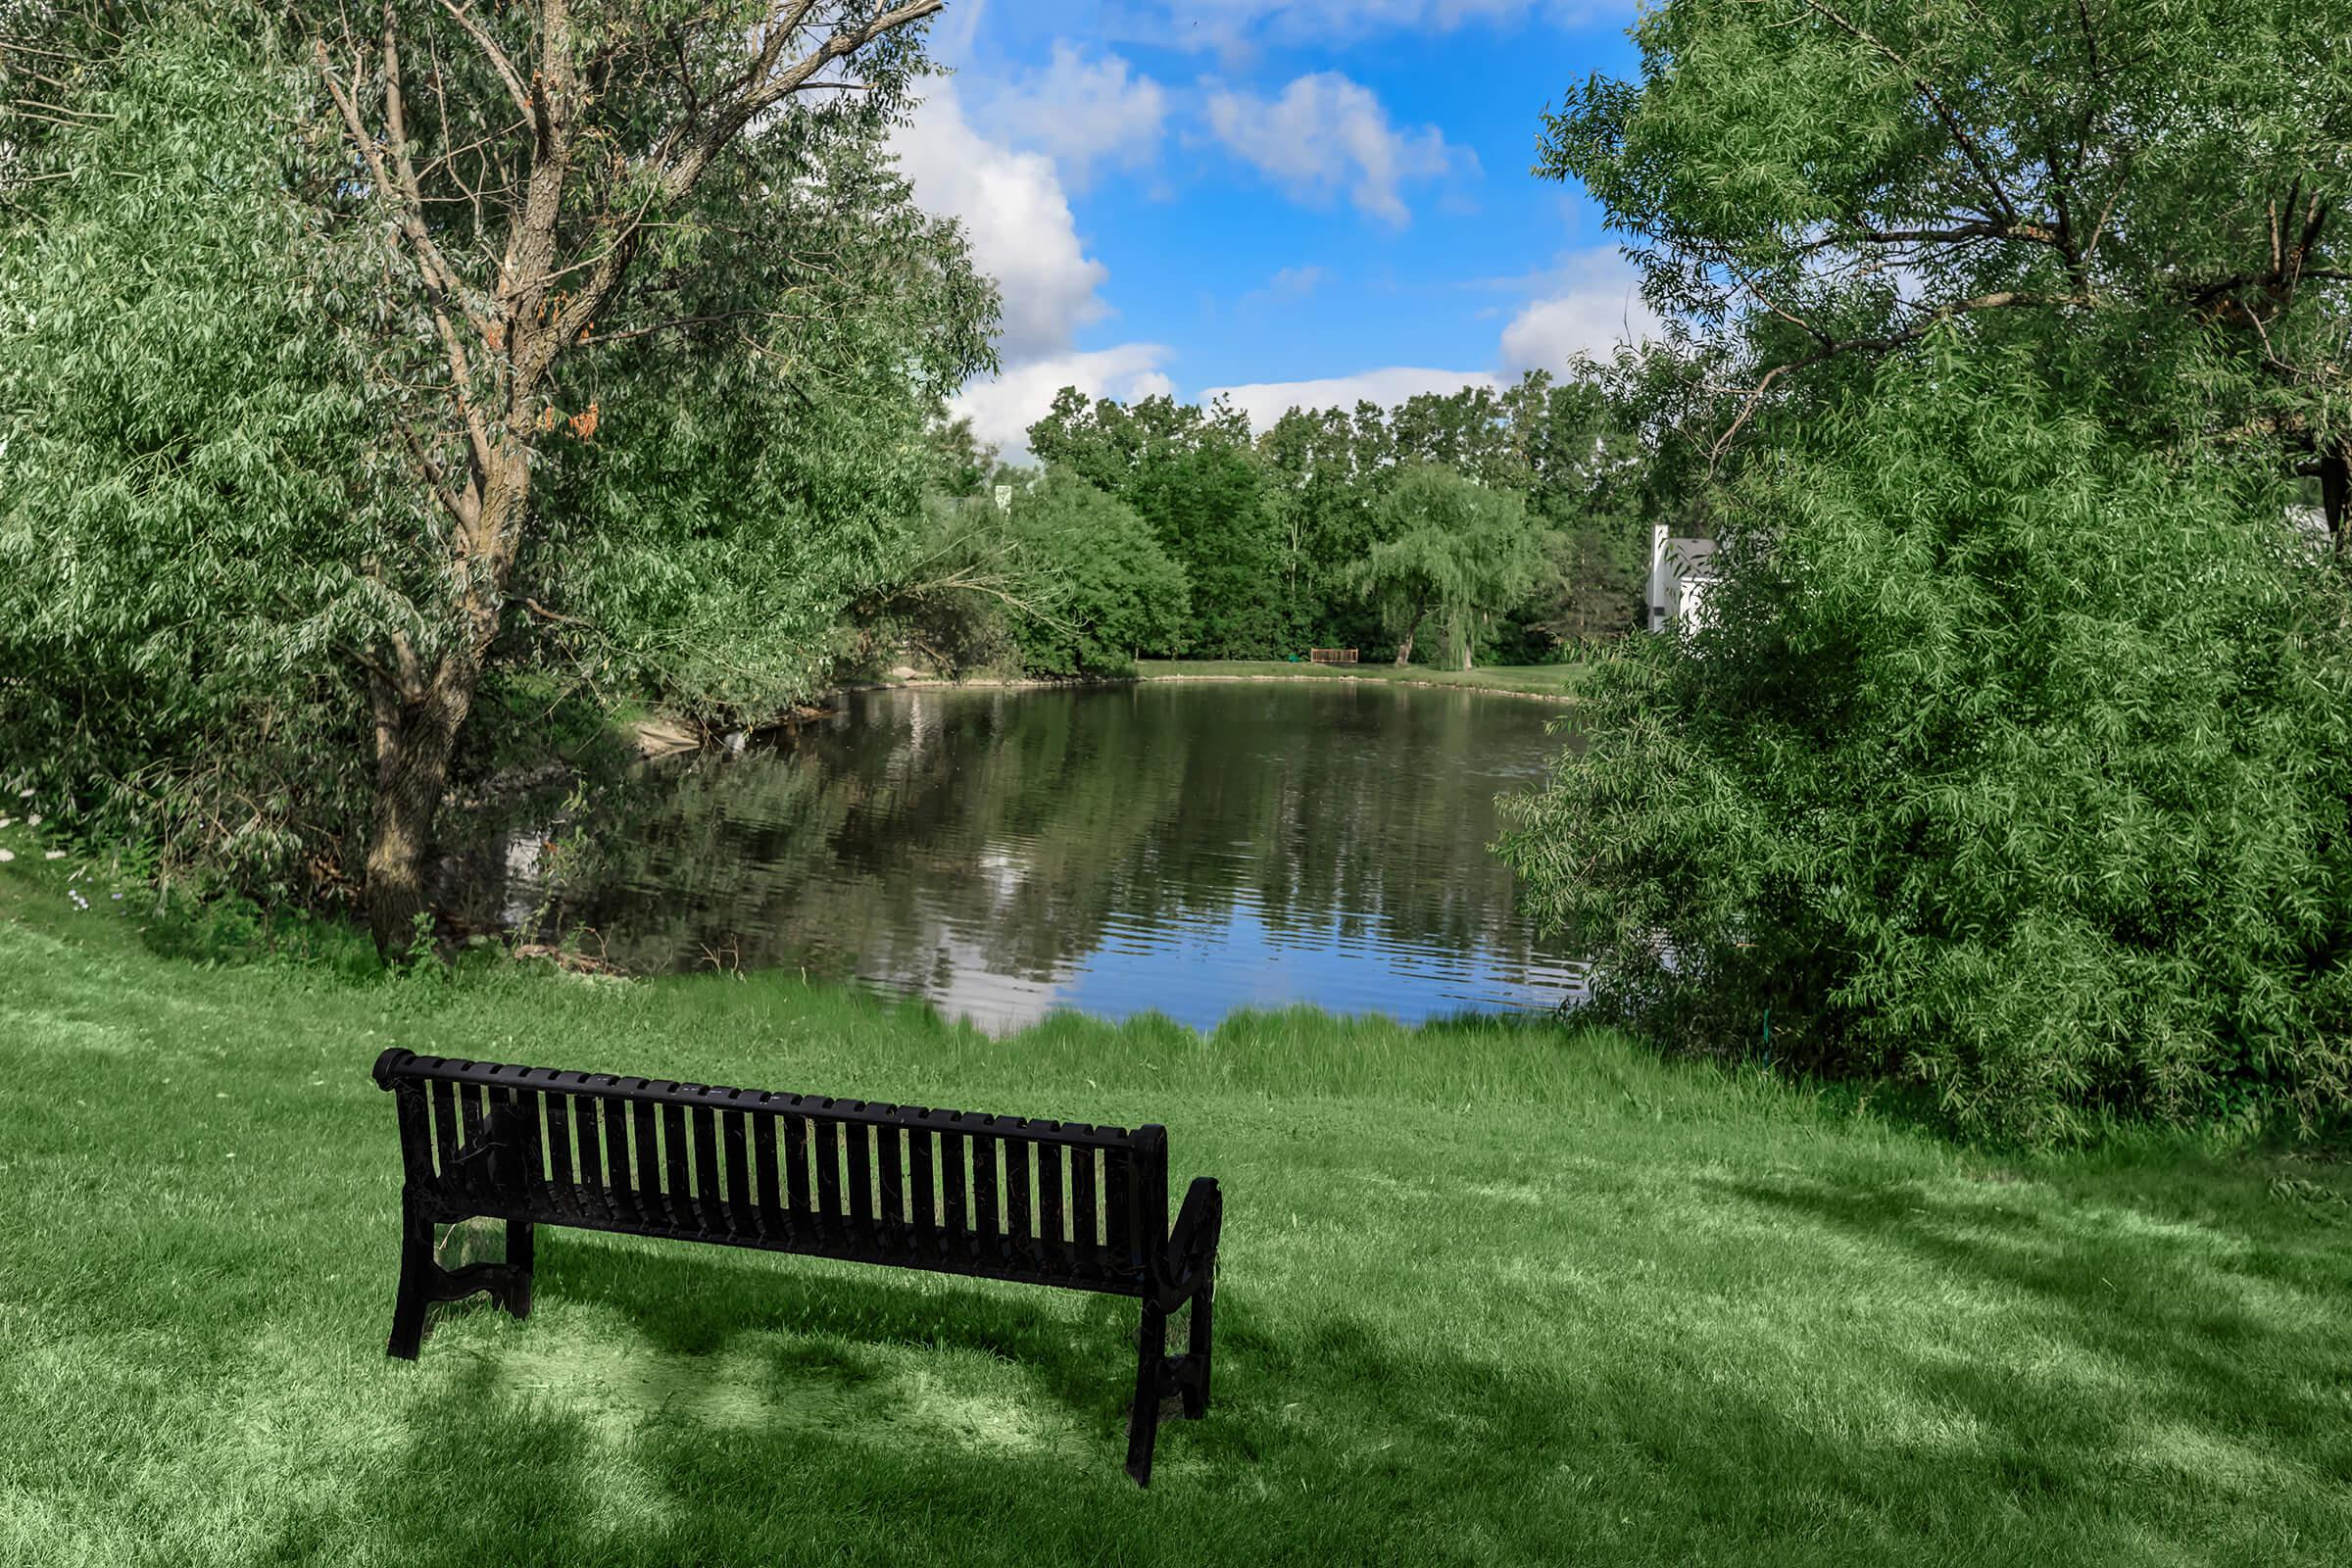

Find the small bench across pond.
[{"left": 371, "top": 1049, "right": 1223, "bottom": 1485}]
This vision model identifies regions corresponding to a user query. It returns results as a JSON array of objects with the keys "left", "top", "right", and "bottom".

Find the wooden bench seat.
[{"left": 371, "top": 1049, "right": 1222, "bottom": 1485}]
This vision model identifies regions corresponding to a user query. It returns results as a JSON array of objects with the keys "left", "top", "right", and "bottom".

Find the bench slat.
[
  {"left": 812, "top": 1117, "right": 844, "bottom": 1247},
  {"left": 629, "top": 1100, "right": 661, "bottom": 1229},
  {"left": 782, "top": 1111, "right": 812, "bottom": 1240},
  {"left": 876, "top": 1124, "right": 906, "bottom": 1251},
  {"left": 970, "top": 1124, "right": 1001, "bottom": 1266},
  {"left": 844, "top": 1113, "right": 874, "bottom": 1248},
  {"left": 1038, "top": 1141, "right": 1067, "bottom": 1271},
  {"left": 1004, "top": 1135, "right": 1033, "bottom": 1271},
  {"left": 908, "top": 1122, "right": 938, "bottom": 1258},
  {"left": 1071, "top": 1142, "right": 1100, "bottom": 1279},
  {"left": 721, "top": 1105, "right": 753, "bottom": 1242},
  {"left": 513, "top": 1087, "right": 546, "bottom": 1208},
  {"left": 572, "top": 1092, "right": 608, "bottom": 1223},
  {"left": 459, "top": 1083, "right": 486, "bottom": 1170},
  {"left": 543, "top": 1088, "right": 580, "bottom": 1219},
  {"left": 661, "top": 1102, "right": 692, "bottom": 1233},
  {"left": 752, "top": 1108, "right": 782, "bottom": 1243},
  {"left": 429, "top": 1079, "right": 461, "bottom": 1191},
  {"left": 940, "top": 1122, "right": 969, "bottom": 1247},
  {"left": 1104, "top": 1146, "right": 1131, "bottom": 1275},
  {"left": 690, "top": 1102, "right": 722, "bottom": 1239},
  {"left": 605, "top": 1091, "right": 639, "bottom": 1227}
]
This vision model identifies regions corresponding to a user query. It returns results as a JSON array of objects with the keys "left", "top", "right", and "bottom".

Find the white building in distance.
[{"left": 1647, "top": 524, "right": 1719, "bottom": 633}]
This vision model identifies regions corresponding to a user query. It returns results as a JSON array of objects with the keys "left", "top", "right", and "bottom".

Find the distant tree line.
[{"left": 863, "top": 368, "right": 1659, "bottom": 681}]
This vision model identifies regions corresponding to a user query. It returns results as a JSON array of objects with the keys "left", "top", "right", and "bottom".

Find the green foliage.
[
  {"left": 1540, "top": 0, "right": 2352, "bottom": 486},
  {"left": 495, "top": 83, "right": 994, "bottom": 726},
  {"left": 1005, "top": 471, "right": 1190, "bottom": 676},
  {"left": 839, "top": 492, "right": 1030, "bottom": 682},
  {"left": 1346, "top": 466, "right": 1550, "bottom": 668},
  {"left": 1500, "top": 341, "right": 2352, "bottom": 1144},
  {"left": 1028, "top": 392, "right": 1289, "bottom": 658},
  {"left": 0, "top": 14, "right": 995, "bottom": 903},
  {"left": 1027, "top": 370, "right": 1648, "bottom": 664},
  {"left": 0, "top": 23, "right": 395, "bottom": 898}
]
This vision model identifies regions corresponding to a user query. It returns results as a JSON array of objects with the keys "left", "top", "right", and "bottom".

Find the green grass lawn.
[
  {"left": 2, "top": 862, "right": 2348, "bottom": 1565},
  {"left": 1133, "top": 658, "right": 1586, "bottom": 698}
]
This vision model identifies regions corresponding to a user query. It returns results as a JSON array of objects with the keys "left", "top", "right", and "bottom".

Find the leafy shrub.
[{"left": 1498, "top": 340, "right": 2352, "bottom": 1144}]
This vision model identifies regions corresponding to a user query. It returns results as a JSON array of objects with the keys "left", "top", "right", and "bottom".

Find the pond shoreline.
[
  {"left": 628, "top": 660, "right": 1586, "bottom": 758},
  {"left": 837, "top": 658, "right": 1585, "bottom": 705}
]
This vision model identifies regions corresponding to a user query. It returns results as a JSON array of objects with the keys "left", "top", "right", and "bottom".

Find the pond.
[{"left": 472, "top": 682, "right": 1588, "bottom": 1032}]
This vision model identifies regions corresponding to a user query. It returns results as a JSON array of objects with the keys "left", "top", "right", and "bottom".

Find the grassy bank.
[
  {"left": 3, "top": 858, "right": 2348, "bottom": 1565},
  {"left": 1133, "top": 659, "right": 1585, "bottom": 698}
]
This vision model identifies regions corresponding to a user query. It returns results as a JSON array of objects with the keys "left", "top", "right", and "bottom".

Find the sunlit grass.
[{"left": 3, "top": 864, "right": 2348, "bottom": 1565}]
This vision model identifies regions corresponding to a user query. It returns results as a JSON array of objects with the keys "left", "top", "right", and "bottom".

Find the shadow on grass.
[
  {"left": 1714, "top": 1172, "right": 2352, "bottom": 1480},
  {"left": 328, "top": 1230, "right": 1608, "bottom": 1567},
  {"left": 317, "top": 1208, "right": 2352, "bottom": 1567}
]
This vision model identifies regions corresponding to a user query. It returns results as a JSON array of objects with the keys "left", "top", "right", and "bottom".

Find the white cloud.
[
  {"left": 1203, "top": 73, "right": 1469, "bottom": 227},
  {"left": 1200, "top": 367, "right": 1503, "bottom": 435},
  {"left": 889, "top": 79, "right": 1108, "bottom": 362},
  {"left": 954, "top": 345, "right": 1179, "bottom": 463},
  {"left": 1266, "top": 265, "right": 1325, "bottom": 298},
  {"left": 894, "top": 75, "right": 1171, "bottom": 462},
  {"left": 1497, "top": 248, "right": 1662, "bottom": 369},
  {"left": 979, "top": 43, "right": 1167, "bottom": 190},
  {"left": 1238, "top": 265, "right": 1329, "bottom": 310}
]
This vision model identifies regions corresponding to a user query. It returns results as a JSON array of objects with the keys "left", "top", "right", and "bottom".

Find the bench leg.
[
  {"left": 386, "top": 1198, "right": 432, "bottom": 1360},
  {"left": 1123, "top": 1300, "right": 1167, "bottom": 1487},
  {"left": 1182, "top": 1279, "right": 1213, "bottom": 1419},
  {"left": 505, "top": 1219, "right": 534, "bottom": 1320}
]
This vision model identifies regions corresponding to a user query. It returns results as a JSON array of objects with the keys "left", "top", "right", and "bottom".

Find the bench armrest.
[{"left": 1154, "top": 1176, "right": 1221, "bottom": 1308}]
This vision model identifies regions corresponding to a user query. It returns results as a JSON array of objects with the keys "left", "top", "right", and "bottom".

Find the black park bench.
[{"left": 371, "top": 1049, "right": 1223, "bottom": 1485}]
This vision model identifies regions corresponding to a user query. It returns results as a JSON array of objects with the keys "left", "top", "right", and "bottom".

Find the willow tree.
[
  {"left": 306, "top": 0, "right": 985, "bottom": 951},
  {"left": 1, "top": 4, "right": 991, "bottom": 950},
  {"left": 1347, "top": 465, "right": 1548, "bottom": 668}
]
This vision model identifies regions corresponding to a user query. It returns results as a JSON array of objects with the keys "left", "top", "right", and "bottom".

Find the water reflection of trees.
[{"left": 493, "top": 684, "right": 1572, "bottom": 991}]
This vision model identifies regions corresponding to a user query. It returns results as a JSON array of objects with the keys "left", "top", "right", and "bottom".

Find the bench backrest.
[{"left": 373, "top": 1050, "right": 1168, "bottom": 1297}]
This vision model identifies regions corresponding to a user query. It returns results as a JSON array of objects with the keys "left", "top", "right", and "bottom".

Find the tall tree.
[
  {"left": 0, "top": 6, "right": 993, "bottom": 941},
  {"left": 1257, "top": 404, "right": 1381, "bottom": 647},
  {"left": 1347, "top": 466, "right": 1549, "bottom": 668},
  {"left": 1543, "top": 0, "right": 2352, "bottom": 535},
  {"left": 1028, "top": 391, "right": 1287, "bottom": 658},
  {"left": 305, "top": 0, "right": 975, "bottom": 951},
  {"left": 1005, "top": 470, "right": 1191, "bottom": 676},
  {"left": 1500, "top": 340, "right": 2352, "bottom": 1143}
]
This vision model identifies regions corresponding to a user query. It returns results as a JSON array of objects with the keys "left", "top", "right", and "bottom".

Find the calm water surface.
[{"left": 489, "top": 683, "right": 1588, "bottom": 1032}]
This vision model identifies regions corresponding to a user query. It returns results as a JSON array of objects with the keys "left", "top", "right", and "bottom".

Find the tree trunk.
[
  {"left": 363, "top": 449, "right": 530, "bottom": 957},
  {"left": 1394, "top": 628, "right": 1414, "bottom": 666},
  {"left": 365, "top": 654, "right": 482, "bottom": 956}
]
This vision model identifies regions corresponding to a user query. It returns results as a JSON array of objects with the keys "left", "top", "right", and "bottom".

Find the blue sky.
[{"left": 892, "top": 2, "right": 1653, "bottom": 458}]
